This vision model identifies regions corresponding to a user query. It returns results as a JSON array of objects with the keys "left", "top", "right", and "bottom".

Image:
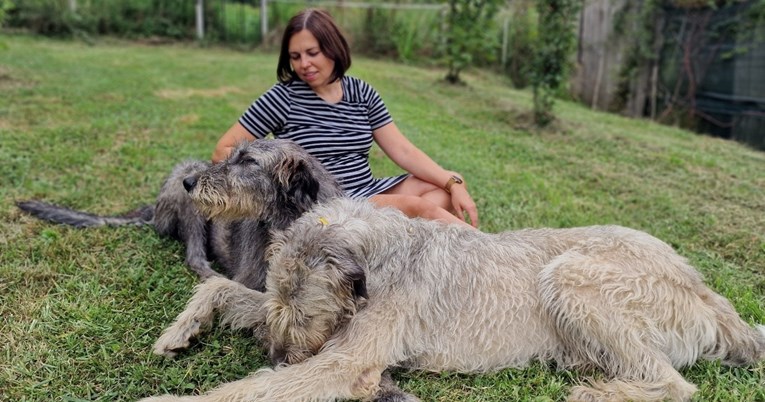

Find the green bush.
[
  {"left": 531, "top": 0, "right": 580, "bottom": 126},
  {"left": 265, "top": 3, "right": 443, "bottom": 63},
  {"left": 7, "top": 0, "right": 198, "bottom": 38},
  {"left": 500, "top": 2, "right": 538, "bottom": 88},
  {"left": 391, "top": 11, "right": 439, "bottom": 62},
  {"left": 215, "top": 1, "right": 262, "bottom": 44},
  {"left": 9, "top": 0, "right": 72, "bottom": 35},
  {"left": 352, "top": 7, "right": 443, "bottom": 62},
  {"left": 444, "top": 0, "right": 503, "bottom": 83},
  {"left": 0, "top": 0, "right": 13, "bottom": 27}
]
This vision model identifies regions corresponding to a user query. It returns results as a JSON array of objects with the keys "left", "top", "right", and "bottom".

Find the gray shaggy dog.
[
  {"left": 142, "top": 197, "right": 765, "bottom": 402},
  {"left": 16, "top": 139, "right": 342, "bottom": 290}
]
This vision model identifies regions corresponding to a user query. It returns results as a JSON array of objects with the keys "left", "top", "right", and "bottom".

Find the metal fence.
[
  {"left": 658, "top": 2, "right": 765, "bottom": 150},
  {"left": 209, "top": 0, "right": 446, "bottom": 55}
]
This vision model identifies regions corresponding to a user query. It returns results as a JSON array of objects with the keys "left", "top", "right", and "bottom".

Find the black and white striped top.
[{"left": 239, "top": 76, "right": 408, "bottom": 199}]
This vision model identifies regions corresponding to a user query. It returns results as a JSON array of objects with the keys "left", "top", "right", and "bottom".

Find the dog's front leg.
[
  {"left": 153, "top": 276, "right": 268, "bottom": 357},
  {"left": 142, "top": 303, "right": 403, "bottom": 402},
  {"left": 139, "top": 352, "right": 387, "bottom": 402},
  {"left": 374, "top": 369, "right": 421, "bottom": 402}
]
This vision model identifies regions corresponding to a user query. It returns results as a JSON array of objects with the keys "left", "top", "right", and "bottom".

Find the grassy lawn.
[{"left": 1, "top": 34, "right": 763, "bottom": 401}]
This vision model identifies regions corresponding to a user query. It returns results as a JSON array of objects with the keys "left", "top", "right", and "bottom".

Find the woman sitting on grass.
[{"left": 211, "top": 8, "right": 479, "bottom": 228}]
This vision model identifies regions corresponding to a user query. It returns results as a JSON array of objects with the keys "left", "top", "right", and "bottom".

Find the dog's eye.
[{"left": 240, "top": 156, "right": 259, "bottom": 166}]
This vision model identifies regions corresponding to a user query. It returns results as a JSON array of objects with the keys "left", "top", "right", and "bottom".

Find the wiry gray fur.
[
  {"left": 144, "top": 197, "right": 765, "bottom": 402},
  {"left": 16, "top": 139, "right": 343, "bottom": 291}
]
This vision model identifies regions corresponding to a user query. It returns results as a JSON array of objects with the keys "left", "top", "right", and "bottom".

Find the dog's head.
[
  {"left": 184, "top": 140, "right": 339, "bottom": 225},
  {"left": 264, "top": 219, "right": 368, "bottom": 365}
]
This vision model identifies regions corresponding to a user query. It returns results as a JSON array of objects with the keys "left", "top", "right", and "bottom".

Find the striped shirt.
[{"left": 239, "top": 76, "right": 408, "bottom": 199}]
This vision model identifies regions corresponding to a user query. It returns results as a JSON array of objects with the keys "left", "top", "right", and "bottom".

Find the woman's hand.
[{"left": 447, "top": 179, "right": 478, "bottom": 228}]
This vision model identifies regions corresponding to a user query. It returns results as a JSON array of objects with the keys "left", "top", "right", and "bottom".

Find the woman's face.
[{"left": 288, "top": 29, "right": 336, "bottom": 90}]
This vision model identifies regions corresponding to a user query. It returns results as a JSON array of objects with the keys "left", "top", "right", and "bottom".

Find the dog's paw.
[
  {"left": 137, "top": 396, "right": 192, "bottom": 402},
  {"left": 152, "top": 320, "right": 202, "bottom": 357},
  {"left": 566, "top": 386, "right": 603, "bottom": 402},
  {"left": 373, "top": 391, "right": 422, "bottom": 402}
]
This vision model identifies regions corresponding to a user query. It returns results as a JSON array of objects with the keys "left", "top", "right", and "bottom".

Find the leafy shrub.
[
  {"left": 501, "top": 2, "right": 538, "bottom": 88},
  {"left": 1, "top": 0, "right": 13, "bottom": 28},
  {"left": 531, "top": 0, "right": 580, "bottom": 126},
  {"left": 444, "top": 0, "right": 503, "bottom": 84},
  {"left": 7, "top": 0, "right": 198, "bottom": 39}
]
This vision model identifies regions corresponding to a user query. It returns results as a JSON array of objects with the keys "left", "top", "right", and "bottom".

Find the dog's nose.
[
  {"left": 269, "top": 347, "right": 287, "bottom": 366},
  {"left": 182, "top": 176, "right": 198, "bottom": 192}
]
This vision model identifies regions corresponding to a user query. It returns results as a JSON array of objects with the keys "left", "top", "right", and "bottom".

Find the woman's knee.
[
  {"left": 421, "top": 188, "right": 452, "bottom": 212},
  {"left": 384, "top": 177, "right": 438, "bottom": 197},
  {"left": 370, "top": 194, "right": 434, "bottom": 218},
  {"left": 370, "top": 194, "right": 469, "bottom": 226},
  {"left": 383, "top": 177, "right": 451, "bottom": 211}
]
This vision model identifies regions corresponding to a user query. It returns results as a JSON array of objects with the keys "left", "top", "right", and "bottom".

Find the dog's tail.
[
  {"left": 757, "top": 325, "right": 765, "bottom": 359},
  {"left": 746, "top": 324, "right": 765, "bottom": 362},
  {"left": 16, "top": 200, "right": 155, "bottom": 228},
  {"left": 700, "top": 285, "right": 765, "bottom": 366},
  {"left": 720, "top": 319, "right": 765, "bottom": 366}
]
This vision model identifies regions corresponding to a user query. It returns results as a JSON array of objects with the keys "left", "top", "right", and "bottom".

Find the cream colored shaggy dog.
[{"left": 142, "top": 198, "right": 765, "bottom": 402}]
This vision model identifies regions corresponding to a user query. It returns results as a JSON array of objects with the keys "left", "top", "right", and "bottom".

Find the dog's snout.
[
  {"left": 182, "top": 176, "right": 198, "bottom": 192},
  {"left": 269, "top": 346, "right": 287, "bottom": 366}
]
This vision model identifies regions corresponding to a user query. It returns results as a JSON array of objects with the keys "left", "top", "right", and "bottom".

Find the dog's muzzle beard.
[
  {"left": 185, "top": 174, "right": 262, "bottom": 220},
  {"left": 266, "top": 306, "right": 323, "bottom": 365},
  {"left": 269, "top": 340, "right": 315, "bottom": 366},
  {"left": 185, "top": 175, "right": 227, "bottom": 218},
  {"left": 265, "top": 283, "right": 365, "bottom": 367}
]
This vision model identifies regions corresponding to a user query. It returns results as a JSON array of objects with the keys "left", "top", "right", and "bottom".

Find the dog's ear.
[
  {"left": 350, "top": 268, "right": 368, "bottom": 300},
  {"left": 276, "top": 157, "right": 321, "bottom": 210},
  {"left": 339, "top": 256, "right": 368, "bottom": 301}
]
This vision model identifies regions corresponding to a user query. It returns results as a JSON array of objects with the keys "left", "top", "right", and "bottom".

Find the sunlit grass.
[{"left": 1, "top": 34, "right": 763, "bottom": 401}]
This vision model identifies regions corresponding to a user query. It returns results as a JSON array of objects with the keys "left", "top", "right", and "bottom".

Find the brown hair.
[{"left": 277, "top": 8, "right": 351, "bottom": 84}]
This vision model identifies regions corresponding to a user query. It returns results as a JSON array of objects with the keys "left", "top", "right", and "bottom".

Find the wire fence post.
[
  {"left": 501, "top": 16, "right": 509, "bottom": 67},
  {"left": 196, "top": 0, "right": 205, "bottom": 40},
  {"left": 261, "top": 0, "right": 268, "bottom": 45}
]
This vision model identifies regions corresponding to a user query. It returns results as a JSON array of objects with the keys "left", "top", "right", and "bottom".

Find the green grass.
[{"left": 1, "top": 34, "right": 764, "bottom": 401}]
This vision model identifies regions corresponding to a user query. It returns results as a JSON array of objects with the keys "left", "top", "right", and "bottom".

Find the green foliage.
[
  {"left": 2, "top": 1, "right": 477, "bottom": 67},
  {"left": 610, "top": 0, "right": 663, "bottom": 113},
  {"left": 443, "top": 0, "right": 503, "bottom": 83},
  {"left": 7, "top": 0, "right": 200, "bottom": 38},
  {"left": 391, "top": 11, "right": 434, "bottom": 62},
  {"left": 501, "top": 1, "right": 538, "bottom": 88},
  {"left": 360, "top": 8, "right": 440, "bottom": 62},
  {"left": 265, "top": 0, "right": 305, "bottom": 44},
  {"left": 344, "top": 6, "right": 443, "bottom": 63},
  {"left": 531, "top": 0, "right": 580, "bottom": 126},
  {"left": 8, "top": 0, "right": 70, "bottom": 35},
  {"left": 0, "top": 0, "right": 12, "bottom": 49},
  {"left": 613, "top": 0, "right": 765, "bottom": 118},
  {"left": 0, "top": 0, "right": 12, "bottom": 27},
  {"left": 718, "top": 0, "right": 765, "bottom": 56},
  {"left": 265, "top": 3, "right": 443, "bottom": 62},
  {"left": 359, "top": 7, "right": 398, "bottom": 57},
  {"left": 216, "top": 2, "right": 262, "bottom": 44}
]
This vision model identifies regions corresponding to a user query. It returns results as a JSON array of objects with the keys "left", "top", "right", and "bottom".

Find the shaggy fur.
[
  {"left": 16, "top": 139, "right": 342, "bottom": 290},
  {"left": 143, "top": 198, "right": 765, "bottom": 402}
]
